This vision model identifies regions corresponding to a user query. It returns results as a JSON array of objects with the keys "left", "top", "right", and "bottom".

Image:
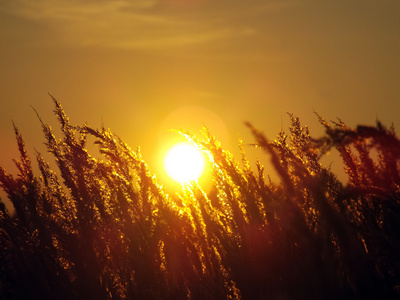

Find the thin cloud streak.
[{"left": 0, "top": 0, "right": 292, "bottom": 49}]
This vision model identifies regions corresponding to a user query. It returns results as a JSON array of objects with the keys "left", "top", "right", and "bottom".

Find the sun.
[{"left": 164, "top": 142, "right": 206, "bottom": 183}]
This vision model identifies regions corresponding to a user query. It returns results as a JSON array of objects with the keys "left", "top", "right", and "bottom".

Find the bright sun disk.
[{"left": 164, "top": 142, "right": 205, "bottom": 183}]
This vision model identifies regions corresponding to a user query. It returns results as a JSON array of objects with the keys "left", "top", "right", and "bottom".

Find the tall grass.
[{"left": 1, "top": 97, "right": 399, "bottom": 299}]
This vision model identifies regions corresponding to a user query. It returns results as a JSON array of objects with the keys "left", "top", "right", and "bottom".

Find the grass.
[{"left": 1, "top": 97, "right": 399, "bottom": 299}]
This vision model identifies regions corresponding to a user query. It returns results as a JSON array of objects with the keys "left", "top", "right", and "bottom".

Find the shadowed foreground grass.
[{"left": 1, "top": 98, "right": 400, "bottom": 299}]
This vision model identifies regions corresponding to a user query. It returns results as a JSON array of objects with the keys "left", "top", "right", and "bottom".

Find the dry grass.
[{"left": 1, "top": 97, "right": 399, "bottom": 299}]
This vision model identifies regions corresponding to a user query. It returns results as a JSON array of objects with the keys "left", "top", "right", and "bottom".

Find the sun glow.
[{"left": 164, "top": 142, "right": 205, "bottom": 183}]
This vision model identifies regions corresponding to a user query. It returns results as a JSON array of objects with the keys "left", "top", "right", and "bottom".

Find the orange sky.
[{"left": 0, "top": 0, "right": 399, "bottom": 190}]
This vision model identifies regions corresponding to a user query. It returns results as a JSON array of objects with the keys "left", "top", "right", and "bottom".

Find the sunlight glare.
[{"left": 164, "top": 142, "right": 205, "bottom": 183}]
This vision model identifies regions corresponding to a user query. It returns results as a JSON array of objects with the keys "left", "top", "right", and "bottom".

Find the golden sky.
[{"left": 0, "top": 0, "right": 399, "bottom": 186}]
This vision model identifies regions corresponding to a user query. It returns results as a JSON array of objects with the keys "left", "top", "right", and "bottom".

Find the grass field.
[{"left": 1, "top": 97, "right": 400, "bottom": 299}]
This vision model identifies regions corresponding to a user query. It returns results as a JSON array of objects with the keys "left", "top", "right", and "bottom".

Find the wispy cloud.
[{"left": 0, "top": 0, "right": 293, "bottom": 50}]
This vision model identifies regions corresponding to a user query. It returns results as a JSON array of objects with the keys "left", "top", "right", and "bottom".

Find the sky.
[{"left": 0, "top": 0, "right": 399, "bottom": 192}]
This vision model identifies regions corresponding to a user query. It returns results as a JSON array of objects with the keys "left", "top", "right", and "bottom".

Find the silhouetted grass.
[{"left": 1, "top": 97, "right": 399, "bottom": 299}]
